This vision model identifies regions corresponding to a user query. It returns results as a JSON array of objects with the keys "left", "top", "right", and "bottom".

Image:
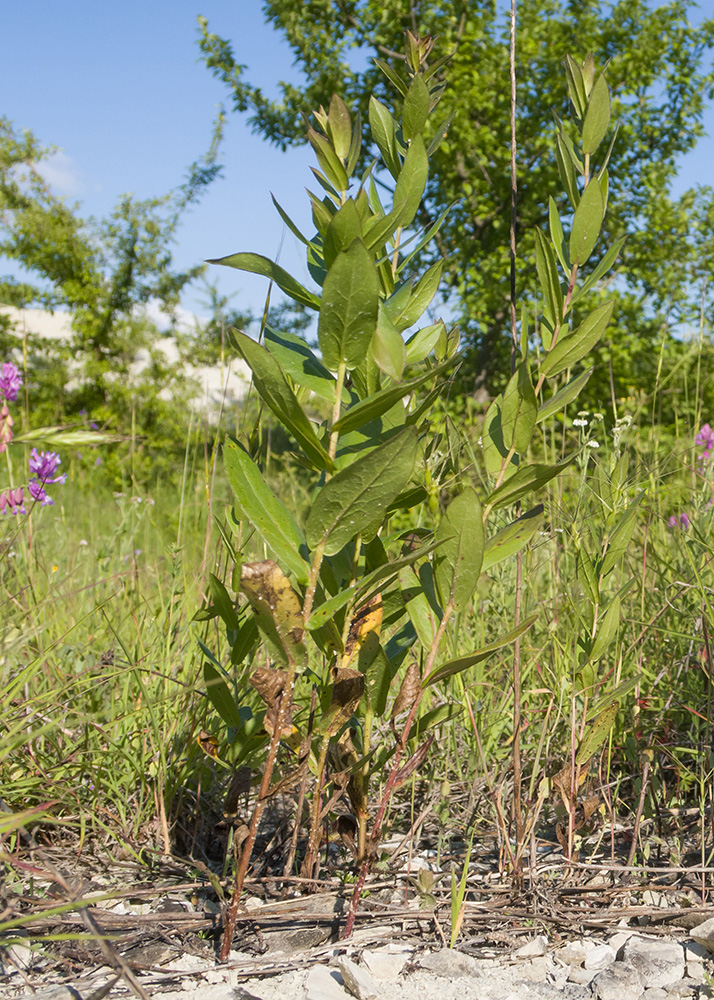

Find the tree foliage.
[{"left": 198, "top": 0, "right": 714, "bottom": 398}]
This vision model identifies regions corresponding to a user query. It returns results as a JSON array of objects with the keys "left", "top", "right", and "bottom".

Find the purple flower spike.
[
  {"left": 28, "top": 479, "right": 54, "bottom": 506},
  {"left": 0, "top": 486, "right": 26, "bottom": 515},
  {"left": 696, "top": 423, "right": 714, "bottom": 464},
  {"left": 0, "top": 402, "right": 14, "bottom": 454},
  {"left": 668, "top": 513, "right": 690, "bottom": 530},
  {"left": 29, "top": 449, "right": 65, "bottom": 484},
  {"left": 0, "top": 362, "right": 22, "bottom": 403}
]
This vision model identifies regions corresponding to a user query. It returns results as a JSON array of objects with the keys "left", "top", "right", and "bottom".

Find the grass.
[{"left": 3, "top": 361, "right": 714, "bottom": 948}]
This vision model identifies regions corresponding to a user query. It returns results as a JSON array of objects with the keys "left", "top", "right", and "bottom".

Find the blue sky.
[{"left": 2, "top": 1, "right": 713, "bottom": 324}]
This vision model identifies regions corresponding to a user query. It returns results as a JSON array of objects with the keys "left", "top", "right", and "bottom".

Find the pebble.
[
  {"left": 337, "top": 957, "right": 382, "bottom": 1000},
  {"left": 419, "top": 948, "right": 481, "bottom": 978},
  {"left": 620, "top": 937, "right": 685, "bottom": 989},
  {"left": 513, "top": 934, "right": 549, "bottom": 958},
  {"left": 306, "top": 965, "right": 348, "bottom": 1000}
]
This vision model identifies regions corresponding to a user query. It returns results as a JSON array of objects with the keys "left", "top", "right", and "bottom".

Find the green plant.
[{"left": 199, "top": 40, "right": 626, "bottom": 953}]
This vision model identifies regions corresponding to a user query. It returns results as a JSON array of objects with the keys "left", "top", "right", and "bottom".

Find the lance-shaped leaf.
[
  {"left": 392, "top": 260, "right": 443, "bottom": 332},
  {"left": 549, "top": 196, "right": 570, "bottom": 273},
  {"left": 537, "top": 367, "right": 593, "bottom": 422},
  {"left": 318, "top": 667, "right": 364, "bottom": 736},
  {"left": 423, "top": 614, "right": 538, "bottom": 687},
  {"left": 327, "top": 93, "right": 352, "bottom": 160},
  {"left": 369, "top": 96, "right": 402, "bottom": 179},
  {"left": 535, "top": 228, "right": 563, "bottom": 327},
  {"left": 230, "top": 330, "right": 333, "bottom": 472},
  {"left": 333, "top": 353, "right": 457, "bottom": 435},
  {"left": 540, "top": 300, "right": 614, "bottom": 377},
  {"left": 486, "top": 457, "right": 575, "bottom": 509},
  {"left": 264, "top": 327, "right": 347, "bottom": 403},
  {"left": 564, "top": 55, "right": 588, "bottom": 117},
  {"left": 392, "top": 135, "right": 429, "bottom": 230},
  {"left": 208, "top": 572, "right": 240, "bottom": 631},
  {"left": 402, "top": 73, "right": 430, "bottom": 140},
  {"left": 307, "top": 126, "right": 349, "bottom": 191},
  {"left": 323, "top": 198, "right": 364, "bottom": 268},
  {"left": 208, "top": 251, "right": 320, "bottom": 310},
  {"left": 391, "top": 660, "right": 421, "bottom": 719},
  {"left": 318, "top": 238, "right": 380, "bottom": 371},
  {"left": 482, "top": 393, "right": 508, "bottom": 476},
  {"left": 240, "top": 560, "right": 307, "bottom": 670},
  {"left": 371, "top": 305, "right": 406, "bottom": 380},
  {"left": 572, "top": 237, "right": 626, "bottom": 304},
  {"left": 598, "top": 493, "right": 644, "bottom": 578},
  {"left": 575, "top": 701, "right": 619, "bottom": 766},
  {"left": 500, "top": 359, "right": 537, "bottom": 455},
  {"left": 306, "top": 426, "right": 418, "bottom": 555},
  {"left": 569, "top": 179, "right": 604, "bottom": 266},
  {"left": 434, "top": 487, "right": 484, "bottom": 614},
  {"left": 556, "top": 132, "right": 580, "bottom": 208},
  {"left": 271, "top": 194, "right": 308, "bottom": 245},
  {"left": 306, "top": 585, "right": 358, "bottom": 631},
  {"left": 581, "top": 74, "right": 611, "bottom": 155},
  {"left": 204, "top": 661, "right": 244, "bottom": 729},
  {"left": 482, "top": 505, "right": 544, "bottom": 573},
  {"left": 588, "top": 595, "right": 621, "bottom": 662},
  {"left": 406, "top": 321, "right": 445, "bottom": 364},
  {"left": 224, "top": 437, "right": 310, "bottom": 584}
]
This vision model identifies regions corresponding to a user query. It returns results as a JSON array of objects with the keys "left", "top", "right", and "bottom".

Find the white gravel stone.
[
  {"left": 306, "top": 964, "right": 349, "bottom": 1000},
  {"left": 337, "top": 957, "right": 382, "bottom": 1000},
  {"left": 513, "top": 934, "right": 549, "bottom": 958},
  {"left": 620, "top": 937, "right": 685, "bottom": 988},
  {"left": 419, "top": 948, "right": 481, "bottom": 977},
  {"left": 568, "top": 966, "right": 598, "bottom": 986},
  {"left": 583, "top": 944, "right": 616, "bottom": 970},
  {"left": 361, "top": 949, "right": 410, "bottom": 980},
  {"left": 592, "top": 961, "right": 644, "bottom": 1000},
  {"left": 690, "top": 916, "right": 714, "bottom": 953}
]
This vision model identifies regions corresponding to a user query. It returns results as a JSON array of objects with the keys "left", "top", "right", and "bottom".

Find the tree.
[{"left": 198, "top": 0, "right": 714, "bottom": 399}]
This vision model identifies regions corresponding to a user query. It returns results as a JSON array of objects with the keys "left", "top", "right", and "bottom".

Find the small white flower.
[
  {"left": 587, "top": 440, "right": 600, "bottom": 448},
  {"left": 573, "top": 418, "right": 588, "bottom": 427},
  {"left": 577, "top": 410, "right": 590, "bottom": 417},
  {"left": 593, "top": 413, "right": 604, "bottom": 421},
  {"left": 79, "top": 539, "right": 88, "bottom": 546}
]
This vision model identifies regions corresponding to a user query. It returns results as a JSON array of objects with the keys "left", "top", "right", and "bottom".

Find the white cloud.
[{"left": 36, "top": 149, "right": 84, "bottom": 198}]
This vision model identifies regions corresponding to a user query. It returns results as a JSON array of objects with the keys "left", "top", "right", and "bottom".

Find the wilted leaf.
[
  {"left": 343, "top": 593, "right": 383, "bottom": 671},
  {"left": 319, "top": 667, "right": 365, "bottom": 736},
  {"left": 391, "top": 660, "right": 421, "bottom": 719},
  {"left": 250, "top": 666, "right": 295, "bottom": 738},
  {"left": 240, "top": 561, "right": 307, "bottom": 669}
]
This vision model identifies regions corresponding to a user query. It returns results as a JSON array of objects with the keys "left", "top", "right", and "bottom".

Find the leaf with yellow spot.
[
  {"left": 342, "top": 593, "right": 382, "bottom": 671},
  {"left": 240, "top": 560, "right": 307, "bottom": 670}
]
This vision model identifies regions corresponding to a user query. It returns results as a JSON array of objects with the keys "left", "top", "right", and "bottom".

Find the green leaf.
[
  {"left": 426, "top": 113, "right": 454, "bottom": 157},
  {"left": 536, "top": 367, "right": 593, "bottom": 422},
  {"left": 569, "top": 179, "right": 604, "bottom": 266},
  {"left": 434, "top": 487, "right": 484, "bottom": 614},
  {"left": 392, "top": 135, "right": 428, "bottom": 230},
  {"left": 400, "top": 565, "right": 438, "bottom": 651},
  {"left": 423, "top": 614, "right": 538, "bottom": 687},
  {"left": 572, "top": 236, "right": 626, "bottom": 305},
  {"left": 333, "top": 354, "right": 456, "bottom": 435},
  {"left": 208, "top": 572, "right": 240, "bottom": 631},
  {"left": 204, "top": 661, "right": 243, "bottom": 729},
  {"left": 208, "top": 251, "right": 320, "bottom": 311},
  {"left": 306, "top": 426, "right": 418, "bottom": 555},
  {"left": 392, "top": 260, "right": 443, "bottom": 331},
  {"left": 564, "top": 55, "right": 588, "bottom": 118},
  {"left": 369, "top": 96, "right": 402, "bottom": 179},
  {"left": 500, "top": 359, "right": 537, "bottom": 454},
  {"left": 264, "top": 326, "right": 346, "bottom": 403},
  {"left": 486, "top": 457, "right": 575, "bottom": 509},
  {"left": 397, "top": 201, "right": 454, "bottom": 273},
  {"left": 405, "top": 321, "right": 445, "bottom": 363},
  {"left": 556, "top": 133, "right": 580, "bottom": 209},
  {"left": 230, "top": 330, "right": 333, "bottom": 471},
  {"left": 271, "top": 194, "right": 308, "bottom": 245},
  {"left": 327, "top": 93, "right": 351, "bottom": 160},
  {"left": 548, "top": 196, "right": 569, "bottom": 272},
  {"left": 306, "top": 585, "right": 358, "bottom": 630},
  {"left": 307, "top": 126, "right": 349, "bottom": 191},
  {"left": 534, "top": 228, "right": 563, "bottom": 327},
  {"left": 356, "top": 537, "right": 444, "bottom": 603},
  {"left": 323, "top": 198, "right": 363, "bottom": 269},
  {"left": 589, "top": 595, "right": 621, "bottom": 662},
  {"left": 599, "top": 493, "right": 644, "bottom": 578},
  {"left": 371, "top": 304, "right": 406, "bottom": 380},
  {"left": 482, "top": 505, "right": 544, "bottom": 572},
  {"left": 402, "top": 74, "right": 430, "bottom": 140},
  {"left": 374, "top": 58, "right": 408, "bottom": 96},
  {"left": 318, "top": 238, "right": 380, "bottom": 371},
  {"left": 224, "top": 437, "right": 310, "bottom": 584},
  {"left": 575, "top": 701, "right": 618, "bottom": 766},
  {"left": 576, "top": 542, "right": 600, "bottom": 604},
  {"left": 540, "top": 300, "right": 614, "bottom": 377},
  {"left": 581, "top": 74, "right": 611, "bottom": 155}
]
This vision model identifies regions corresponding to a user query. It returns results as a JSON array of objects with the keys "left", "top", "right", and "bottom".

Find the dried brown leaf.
[{"left": 391, "top": 660, "right": 421, "bottom": 720}]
